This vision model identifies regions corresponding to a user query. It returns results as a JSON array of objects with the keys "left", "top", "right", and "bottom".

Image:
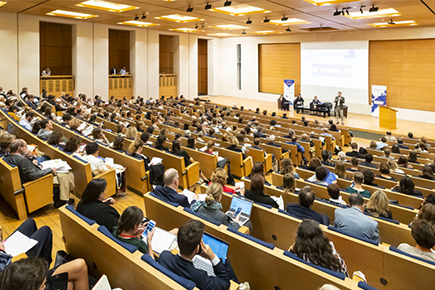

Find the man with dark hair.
[
  {"left": 19, "top": 112, "right": 34, "bottom": 131},
  {"left": 159, "top": 220, "right": 237, "bottom": 290},
  {"left": 327, "top": 183, "right": 347, "bottom": 205},
  {"left": 347, "top": 157, "right": 359, "bottom": 172},
  {"left": 408, "top": 132, "right": 415, "bottom": 139},
  {"left": 359, "top": 154, "right": 377, "bottom": 169},
  {"left": 333, "top": 194, "right": 379, "bottom": 243},
  {"left": 346, "top": 142, "right": 365, "bottom": 159},
  {"left": 362, "top": 169, "right": 379, "bottom": 187},
  {"left": 307, "top": 166, "right": 329, "bottom": 186},
  {"left": 397, "top": 138, "right": 409, "bottom": 150},
  {"left": 286, "top": 186, "right": 329, "bottom": 225},
  {"left": 37, "top": 119, "right": 53, "bottom": 141},
  {"left": 376, "top": 136, "right": 388, "bottom": 150},
  {"left": 321, "top": 150, "right": 335, "bottom": 167},
  {"left": 345, "top": 172, "right": 371, "bottom": 198}
]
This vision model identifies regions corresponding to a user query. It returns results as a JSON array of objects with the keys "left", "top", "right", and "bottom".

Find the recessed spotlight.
[
  {"left": 186, "top": 5, "right": 193, "bottom": 12},
  {"left": 141, "top": 13, "right": 146, "bottom": 20},
  {"left": 369, "top": 5, "right": 379, "bottom": 12},
  {"left": 134, "top": 15, "right": 139, "bottom": 20},
  {"left": 388, "top": 19, "right": 395, "bottom": 25},
  {"left": 281, "top": 15, "right": 288, "bottom": 21},
  {"left": 246, "top": 18, "right": 252, "bottom": 24},
  {"left": 263, "top": 17, "right": 270, "bottom": 23},
  {"left": 205, "top": 3, "right": 212, "bottom": 10},
  {"left": 333, "top": 9, "right": 341, "bottom": 16},
  {"left": 242, "top": 30, "right": 246, "bottom": 34},
  {"left": 195, "top": 23, "right": 198, "bottom": 29},
  {"left": 286, "top": 27, "right": 291, "bottom": 32},
  {"left": 224, "top": 0, "right": 232, "bottom": 7}
]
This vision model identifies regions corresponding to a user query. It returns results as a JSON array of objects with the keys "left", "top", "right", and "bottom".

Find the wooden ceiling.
[{"left": 2, "top": 0, "right": 435, "bottom": 36}]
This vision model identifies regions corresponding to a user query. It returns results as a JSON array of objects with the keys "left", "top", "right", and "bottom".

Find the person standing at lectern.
[{"left": 334, "top": 91, "right": 345, "bottom": 125}]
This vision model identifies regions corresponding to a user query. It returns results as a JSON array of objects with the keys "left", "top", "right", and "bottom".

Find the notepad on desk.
[
  {"left": 150, "top": 157, "right": 162, "bottom": 166},
  {"left": 181, "top": 189, "right": 207, "bottom": 204},
  {"left": 150, "top": 227, "right": 177, "bottom": 255}
]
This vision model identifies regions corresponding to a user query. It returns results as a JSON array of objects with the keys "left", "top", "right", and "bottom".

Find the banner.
[
  {"left": 371, "top": 85, "right": 387, "bottom": 117},
  {"left": 283, "top": 79, "right": 295, "bottom": 105}
]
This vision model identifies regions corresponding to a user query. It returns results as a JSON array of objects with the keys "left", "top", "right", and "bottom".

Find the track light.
[
  {"left": 224, "top": 0, "right": 232, "bottom": 7},
  {"left": 201, "top": 23, "right": 205, "bottom": 28},
  {"left": 186, "top": 5, "right": 193, "bottom": 12},
  {"left": 388, "top": 19, "right": 395, "bottom": 25},
  {"left": 341, "top": 9, "right": 345, "bottom": 16},
  {"left": 246, "top": 18, "right": 252, "bottom": 24},
  {"left": 369, "top": 5, "right": 379, "bottom": 12},
  {"left": 205, "top": 3, "right": 212, "bottom": 10},
  {"left": 360, "top": 5, "right": 365, "bottom": 14},
  {"left": 141, "top": 13, "right": 146, "bottom": 20},
  {"left": 286, "top": 27, "right": 291, "bottom": 32},
  {"left": 263, "top": 17, "right": 270, "bottom": 23},
  {"left": 281, "top": 15, "right": 288, "bottom": 21},
  {"left": 242, "top": 30, "right": 246, "bottom": 34},
  {"left": 346, "top": 9, "right": 349, "bottom": 15},
  {"left": 195, "top": 24, "right": 198, "bottom": 29},
  {"left": 333, "top": 9, "right": 341, "bottom": 16},
  {"left": 134, "top": 15, "right": 139, "bottom": 20}
]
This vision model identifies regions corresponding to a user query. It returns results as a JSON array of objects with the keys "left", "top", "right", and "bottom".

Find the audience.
[
  {"left": 418, "top": 164, "right": 434, "bottom": 180},
  {"left": 397, "top": 219, "right": 435, "bottom": 262},
  {"left": 387, "top": 159, "right": 404, "bottom": 174},
  {"left": 345, "top": 172, "right": 371, "bottom": 198},
  {"left": 347, "top": 157, "right": 359, "bottom": 172},
  {"left": 286, "top": 186, "right": 329, "bottom": 225},
  {"left": 334, "top": 161, "right": 347, "bottom": 179},
  {"left": 307, "top": 166, "right": 329, "bottom": 186},
  {"left": 327, "top": 183, "right": 347, "bottom": 206},
  {"left": 153, "top": 168, "right": 193, "bottom": 207},
  {"left": 359, "top": 154, "right": 377, "bottom": 169},
  {"left": 393, "top": 176, "right": 423, "bottom": 196},
  {"left": 244, "top": 174, "right": 278, "bottom": 208},
  {"left": 376, "top": 163, "right": 396, "bottom": 181},
  {"left": 346, "top": 142, "right": 365, "bottom": 159},
  {"left": 364, "top": 190, "right": 393, "bottom": 219},
  {"left": 280, "top": 158, "right": 299, "bottom": 179},
  {"left": 282, "top": 173, "right": 296, "bottom": 194}
]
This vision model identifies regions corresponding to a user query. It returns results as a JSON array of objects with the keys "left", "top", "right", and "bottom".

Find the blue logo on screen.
[{"left": 371, "top": 90, "right": 386, "bottom": 113}]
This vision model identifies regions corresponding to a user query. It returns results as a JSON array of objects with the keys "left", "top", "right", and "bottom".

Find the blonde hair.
[
  {"left": 228, "top": 135, "right": 239, "bottom": 146},
  {"left": 283, "top": 173, "right": 295, "bottom": 194},
  {"left": 211, "top": 167, "right": 228, "bottom": 186},
  {"left": 206, "top": 140, "right": 214, "bottom": 151},
  {"left": 386, "top": 159, "right": 398, "bottom": 171},
  {"left": 69, "top": 118, "right": 82, "bottom": 130},
  {"left": 334, "top": 161, "right": 346, "bottom": 178},
  {"left": 125, "top": 126, "right": 138, "bottom": 140},
  {"left": 127, "top": 139, "right": 144, "bottom": 155},
  {"left": 365, "top": 190, "right": 389, "bottom": 217},
  {"left": 337, "top": 151, "right": 346, "bottom": 161},
  {"left": 205, "top": 182, "right": 223, "bottom": 206}
]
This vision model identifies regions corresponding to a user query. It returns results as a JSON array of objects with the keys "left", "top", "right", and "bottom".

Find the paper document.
[
  {"left": 3, "top": 231, "right": 38, "bottom": 257},
  {"left": 150, "top": 227, "right": 177, "bottom": 255},
  {"left": 150, "top": 157, "right": 162, "bottom": 166},
  {"left": 79, "top": 144, "right": 87, "bottom": 153},
  {"left": 200, "top": 146, "right": 207, "bottom": 152},
  {"left": 218, "top": 156, "right": 225, "bottom": 162},
  {"left": 146, "top": 141, "right": 153, "bottom": 145},
  {"left": 271, "top": 195, "right": 284, "bottom": 211},
  {"left": 27, "top": 145, "right": 36, "bottom": 153},
  {"left": 91, "top": 275, "right": 117, "bottom": 290},
  {"left": 40, "top": 159, "right": 72, "bottom": 173},
  {"left": 105, "top": 157, "right": 114, "bottom": 167},
  {"left": 82, "top": 125, "right": 94, "bottom": 136},
  {"left": 214, "top": 143, "right": 220, "bottom": 147},
  {"left": 181, "top": 189, "right": 207, "bottom": 204},
  {"left": 235, "top": 182, "right": 245, "bottom": 189},
  {"left": 77, "top": 122, "right": 87, "bottom": 132}
]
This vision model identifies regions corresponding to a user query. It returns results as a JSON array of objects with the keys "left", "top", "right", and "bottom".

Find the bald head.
[
  {"left": 10, "top": 139, "right": 27, "bottom": 154},
  {"left": 164, "top": 168, "right": 179, "bottom": 189}
]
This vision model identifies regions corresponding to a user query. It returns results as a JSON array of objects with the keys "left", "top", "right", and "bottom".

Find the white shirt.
[
  {"left": 82, "top": 154, "right": 108, "bottom": 175},
  {"left": 120, "top": 69, "right": 127, "bottom": 75},
  {"left": 19, "top": 118, "right": 32, "bottom": 131}
]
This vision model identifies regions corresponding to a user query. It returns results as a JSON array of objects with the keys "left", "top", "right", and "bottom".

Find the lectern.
[{"left": 379, "top": 106, "right": 398, "bottom": 130}]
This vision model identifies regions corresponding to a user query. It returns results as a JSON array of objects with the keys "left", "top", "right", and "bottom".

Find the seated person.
[
  {"left": 154, "top": 134, "right": 170, "bottom": 152},
  {"left": 280, "top": 158, "right": 299, "bottom": 179},
  {"left": 245, "top": 174, "right": 278, "bottom": 208},
  {"left": 210, "top": 167, "right": 243, "bottom": 195},
  {"left": 300, "top": 157, "right": 321, "bottom": 172},
  {"left": 282, "top": 173, "right": 296, "bottom": 194},
  {"left": 376, "top": 163, "right": 396, "bottom": 181},
  {"left": 359, "top": 153, "right": 378, "bottom": 169},
  {"left": 112, "top": 135, "right": 125, "bottom": 152},
  {"left": 286, "top": 135, "right": 305, "bottom": 156},
  {"left": 333, "top": 194, "right": 380, "bottom": 243},
  {"left": 286, "top": 186, "right": 329, "bottom": 225},
  {"left": 36, "top": 119, "right": 53, "bottom": 141},
  {"left": 249, "top": 162, "right": 271, "bottom": 186},
  {"left": 376, "top": 136, "right": 388, "bottom": 150},
  {"left": 290, "top": 219, "right": 348, "bottom": 277},
  {"left": 387, "top": 159, "right": 404, "bottom": 174},
  {"left": 310, "top": 96, "right": 322, "bottom": 109},
  {"left": 128, "top": 139, "right": 150, "bottom": 170},
  {"left": 347, "top": 157, "right": 359, "bottom": 172},
  {"left": 398, "top": 219, "right": 435, "bottom": 262},
  {"left": 364, "top": 190, "right": 393, "bottom": 219},
  {"left": 320, "top": 127, "right": 335, "bottom": 140},
  {"left": 226, "top": 135, "right": 246, "bottom": 159},
  {"left": 346, "top": 142, "right": 365, "bottom": 159},
  {"left": 191, "top": 182, "right": 244, "bottom": 231},
  {"left": 408, "top": 151, "right": 420, "bottom": 164},
  {"left": 334, "top": 161, "right": 347, "bottom": 179},
  {"left": 345, "top": 172, "right": 371, "bottom": 198},
  {"left": 91, "top": 128, "right": 110, "bottom": 145},
  {"left": 153, "top": 168, "right": 193, "bottom": 207},
  {"left": 327, "top": 183, "right": 347, "bottom": 206},
  {"left": 76, "top": 179, "right": 120, "bottom": 232},
  {"left": 362, "top": 169, "right": 379, "bottom": 187},
  {"left": 204, "top": 140, "right": 215, "bottom": 154},
  {"left": 266, "top": 135, "right": 288, "bottom": 154},
  {"left": 307, "top": 166, "right": 329, "bottom": 186},
  {"left": 159, "top": 220, "right": 238, "bottom": 290},
  {"left": 172, "top": 140, "right": 210, "bottom": 183},
  {"left": 397, "top": 156, "right": 414, "bottom": 169},
  {"left": 321, "top": 150, "right": 335, "bottom": 167},
  {"left": 392, "top": 176, "right": 423, "bottom": 196},
  {"left": 418, "top": 165, "right": 434, "bottom": 180}
]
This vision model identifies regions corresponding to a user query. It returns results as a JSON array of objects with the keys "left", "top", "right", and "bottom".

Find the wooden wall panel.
[
  {"left": 258, "top": 43, "right": 301, "bottom": 95},
  {"left": 39, "top": 22, "right": 72, "bottom": 75},
  {"left": 370, "top": 39, "right": 435, "bottom": 112},
  {"left": 159, "top": 35, "right": 174, "bottom": 74},
  {"left": 109, "top": 29, "right": 130, "bottom": 73},
  {"left": 198, "top": 39, "right": 208, "bottom": 95}
]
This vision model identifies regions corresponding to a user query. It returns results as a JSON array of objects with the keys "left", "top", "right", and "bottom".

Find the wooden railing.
[
  {"left": 159, "top": 74, "right": 177, "bottom": 98},
  {"left": 109, "top": 74, "right": 133, "bottom": 99},
  {"left": 40, "top": 75, "right": 74, "bottom": 96}
]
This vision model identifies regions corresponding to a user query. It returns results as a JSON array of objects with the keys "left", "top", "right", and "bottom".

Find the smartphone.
[
  {"left": 234, "top": 207, "right": 242, "bottom": 218},
  {"left": 143, "top": 220, "right": 156, "bottom": 238}
]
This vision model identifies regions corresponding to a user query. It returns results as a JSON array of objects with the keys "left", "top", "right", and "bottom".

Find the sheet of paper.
[
  {"left": 218, "top": 156, "right": 225, "bottom": 162},
  {"left": 150, "top": 157, "right": 162, "bottom": 166},
  {"left": 79, "top": 144, "right": 86, "bottom": 153},
  {"left": 82, "top": 125, "right": 94, "bottom": 136},
  {"left": 235, "top": 182, "right": 245, "bottom": 189},
  {"left": 271, "top": 195, "right": 284, "bottom": 211},
  {"left": 27, "top": 145, "right": 36, "bottom": 153},
  {"left": 77, "top": 122, "right": 87, "bottom": 131},
  {"left": 200, "top": 146, "right": 207, "bottom": 152},
  {"left": 91, "top": 275, "right": 112, "bottom": 290},
  {"left": 3, "top": 231, "right": 38, "bottom": 257},
  {"left": 105, "top": 157, "right": 114, "bottom": 167},
  {"left": 150, "top": 227, "right": 177, "bottom": 255}
]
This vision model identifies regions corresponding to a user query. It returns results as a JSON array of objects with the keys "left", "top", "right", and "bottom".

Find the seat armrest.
[{"left": 185, "top": 161, "right": 200, "bottom": 188}]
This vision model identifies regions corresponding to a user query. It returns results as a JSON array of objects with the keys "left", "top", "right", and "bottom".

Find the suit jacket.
[
  {"left": 333, "top": 207, "right": 379, "bottom": 243},
  {"left": 4, "top": 154, "right": 52, "bottom": 183},
  {"left": 76, "top": 200, "right": 120, "bottom": 232},
  {"left": 159, "top": 251, "right": 230, "bottom": 290},
  {"left": 286, "top": 203, "right": 329, "bottom": 225},
  {"left": 245, "top": 189, "right": 278, "bottom": 208},
  {"left": 334, "top": 96, "right": 345, "bottom": 110},
  {"left": 153, "top": 185, "right": 190, "bottom": 208},
  {"left": 346, "top": 151, "right": 365, "bottom": 159}
]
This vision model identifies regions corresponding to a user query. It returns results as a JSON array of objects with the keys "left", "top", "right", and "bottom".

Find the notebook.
[
  {"left": 225, "top": 195, "right": 253, "bottom": 226},
  {"left": 149, "top": 227, "right": 177, "bottom": 255}
]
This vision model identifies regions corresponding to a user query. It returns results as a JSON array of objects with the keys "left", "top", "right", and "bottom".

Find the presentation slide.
[{"left": 301, "top": 41, "right": 369, "bottom": 106}]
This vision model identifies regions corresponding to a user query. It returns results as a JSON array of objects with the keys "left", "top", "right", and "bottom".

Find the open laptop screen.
[
  {"left": 202, "top": 232, "right": 229, "bottom": 263},
  {"left": 229, "top": 195, "right": 253, "bottom": 216}
]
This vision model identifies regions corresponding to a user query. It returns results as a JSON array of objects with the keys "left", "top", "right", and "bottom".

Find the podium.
[{"left": 379, "top": 106, "right": 398, "bottom": 130}]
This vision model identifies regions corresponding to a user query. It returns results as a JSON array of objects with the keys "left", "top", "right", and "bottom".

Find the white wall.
[
  {"left": 93, "top": 23, "right": 108, "bottom": 99},
  {"left": 0, "top": 12, "right": 18, "bottom": 92}
]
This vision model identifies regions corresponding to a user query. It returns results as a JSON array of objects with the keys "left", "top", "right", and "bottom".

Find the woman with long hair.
[
  {"left": 282, "top": 173, "right": 296, "bottom": 194},
  {"left": 387, "top": 159, "right": 404, "bottom": 174},
  {"left": 334, "top": 161, "right": 346, "bottom": 179},
  {"left": 125, "top": 126, "right": 138, "bottom": 140},
  {"left": 76, "top": 178, "right": 120, "bottom": 231},
  {"left": 128, "top": 139, "right": 150, "bottom": 171},
  {"left": 365, "top": 190, "right": 393, "bottom": 219},
  {"left": 419, "top": 164, "right": 434, "bottom": 180},
  {"left": 280, "top": 158, "right": 299, "bottom": 179},
  {"left": 172, "top": 140, "right": 209, "bottom": 182},
  {"left": 245, "top": 174, "right": 278, "bottom": 208},
  {"left": 291, "top": 219, "right": 349, "bottom": 276},
  {"left": 393, "top": 176, "right": 423, "bottom": 196},
  {"left": 408, "top": 151, "right": 419, "bottom": 164},
  {"left": 398, "top": 219, "right": 435, "bottom": 262}
]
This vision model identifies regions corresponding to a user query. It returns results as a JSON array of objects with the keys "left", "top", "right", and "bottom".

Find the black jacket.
[
  {"left": 76, "top": 200, "right": 120, "bottom": 232},
  {"left": 245, "top": 189, "right": 278, "bottom": 208}
]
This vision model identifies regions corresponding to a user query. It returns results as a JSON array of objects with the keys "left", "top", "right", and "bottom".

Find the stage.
[{"left": 206, "top": 95, "right": 434, "bottom": 138}]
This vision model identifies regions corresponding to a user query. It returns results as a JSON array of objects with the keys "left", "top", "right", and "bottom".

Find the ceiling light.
[
  {"left": 246, "top": 18, "right": 252, "bottom": 24},
  {"left": 211, "top": 24, "right": 249, "bottom": 30},
  {"left": 269, "top": 18, "right": 310, "bottom": 26},
  {"left": 346, "top": 9, "right": 350, "bottom": 15},
  {"left": 286, "top": 27, "right": 291, "bottom": 32},
  {"left": 255, "top": 30, "right": 275, "bottom": 34},
  {"left": 360, "top": 6, "right": 365, "bottom": 14},
  {"left": 134, "top": 15, "right": 139, "bottom": 20},
  {"left": 170, "top": 28, "right": 198, "bottom": 32},
  {"left": 195, "top": 24, "right": 198, "bottom": 29},
  {"left": 186, "top": 6, "right": 193, "bottom": 12},
  {"left": 211, "top": 4, "right": 270, "bottom": 16},
  {"left": 117, "top": 20, "right": 159, "bottom": 27},
  {"left": 224, "top": 0, "right": 232, "bottom": 7},
  {"left": 333, "top": 9, "right": 341, "bottom": 16},
  {"left": 75, "top": 0, "right": 139, "bottom": 12},
  {"left": 141, "top": 14, "right": 146, "bottom": 20},
  {"left": 346, "top": 8, "right": 400, "bottom": 20},
  {"left": 155, "top": 14, "right": 204, "bottom": 23},
  {"left": 242, "top": 30, "right": 246, "bottom": 34},
  {"left": 263, "top": 17, "right": 270, "bottom": 23},
  {"left": 46, "top": 10, "right": 98, "bottom": 19},
  {"left": 205, "top": 3, "right": 212, "bottom": 10},
  {"left": 369, "top": 5, "right": 379, "bottom": 12},
  {"left": 0, "top": 2, "right": 6, "bottom": 8},
  {"left": 303, "top": 0, "right": 360, "bottom": 6},
  {"left": 369, "top": 20, "right": 417, "bottom": 28},
  {"left": 281, "top": 15, "right": 288, "bottom": 21},
  {"left": 207, "top": 33, "right": 234, "bottom": 37}
]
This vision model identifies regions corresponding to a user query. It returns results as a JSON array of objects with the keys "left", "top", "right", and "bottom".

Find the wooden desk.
[
  {"left": 40, "top": 75, "right": 74, "bottom": 97},
  {"left": 109, "top": 75, "right": 133, "bottom": 99}
]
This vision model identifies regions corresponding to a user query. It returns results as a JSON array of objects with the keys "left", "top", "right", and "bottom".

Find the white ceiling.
[{"left": 2, "top": 0, "right": 435, "bottom": 36}]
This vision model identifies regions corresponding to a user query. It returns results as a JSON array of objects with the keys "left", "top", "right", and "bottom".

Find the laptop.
[{"left": 225, "top": 195, "right": 253, "bottom": 226}]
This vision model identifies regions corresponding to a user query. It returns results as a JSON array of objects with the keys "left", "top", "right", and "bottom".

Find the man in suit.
[
  {"left": 110, "top": 66, "right": 117, "bottom": 75},
  {"left": 346, "top": 142, "right": 365, "bottom": 159},
  {"left": 152, "top": 168, "right": 192, "bottom": 207},
  {"left": 334, "top": 91, "right": 345, "bottom": 125},
  {"left": 286, "top": 186, "right": 329, "bottom": 225},
  {"left": 333, "top": 194, "right": 380, "bottom": 243},
  {"left": 159, "top": 220, "right": 237, "bottom": 290}
]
